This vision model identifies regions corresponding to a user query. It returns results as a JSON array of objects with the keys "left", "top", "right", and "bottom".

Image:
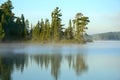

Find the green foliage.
[
  {"left": 32, "top": 19, "right": 51, "bottom": 43},
  {"left": 73, "top": 13, "right": 90, "bottom": 43},
  {"left": 31, "top": 7, "right": 90, "bottom": 43},
  {"left": 51, "top": 7, "right": 63, "bottom": 42},
  {"left": 44, "top": 19, "right": 51, "bottom": 41},
  {"left": 0, "top": 0, "right": 30, "bottom": 41},
  {"left": 65, "top": 19, "right": 74, "bottom": 39},
  {"left": 32, "top": 22, "right": 40, "bottom": 41},
  {"left": 0, "top": 22, "right": 5, "bottom": 40},
  {"left": 0, "top": 1, "right": 90, "bottom": 43}
]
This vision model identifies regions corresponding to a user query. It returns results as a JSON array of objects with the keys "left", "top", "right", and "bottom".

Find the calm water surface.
[{"left": 0, "top": 41, "right": 120, "bottom": 80}]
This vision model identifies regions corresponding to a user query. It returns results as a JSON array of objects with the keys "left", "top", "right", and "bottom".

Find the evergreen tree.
[
  {"left": 67, "top": 19, "right": 73, "bottom": 39},
  {"left": 45, "top": 19, "right": 50, "bottom": 42},
  {"left": 0, "top": 0, "right": 29, "bottom": 41},
  {"left": 25, "top": 19, "right": 29, "bottom": 33},
  {"left": 51, "top": 7, "right": 63, "bottom": 42},
  {"left": 0, "top": 22, "right": 5, "bottom": 40},
  {"left": 64, "top": 28, "right": 68, "bottom": 39},
  {"left": 32, "top": 21, "right": 40, "bottom": 41},
  {"left": 74, "top": 13, "right": 89, "bottom": 43},
  {"left": 25, "top": 19, "right": 30, "bottom": 39},
  {"left": 15, "top": 17, "right": 22, "bottom": 37},
  {"left": 0, "top": 0, "right": 90, "bottom": 43},
  {"left": 21, "top": 14, "right": 26, "bottom": 38},
  {"left": 40, "top": 19, "right": 45, "bottom": 42}
]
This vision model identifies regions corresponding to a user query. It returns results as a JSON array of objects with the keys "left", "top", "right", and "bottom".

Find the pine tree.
[
  {"left": 32, "top": 22, "right": 40, "bottom": 41},
  {"left": 25, "top": 19, "right": 29, "bottom": 39},
  {"left": 0, "top": 0, "right": 15, "bottom": 40},
  {"left": 67, "top": 19, "right": 73, "bottom": 39},
  {"left": 74, "top": 13, "right": 89, "bottom": 43},
  {"left": 51, "top": 7, "right": 63, "bottom": 42},
  {"left": 45, "top": 19, "right": 50, "bottom": 42},
  {"left": 40, "top": 19, "right": 45, "bottom": 42},
  {"left": 0, "top": 23, "right": 5, "bottom": 40},
  {"left": 21, "top": 14, "right": 27, "bottom": 39}
]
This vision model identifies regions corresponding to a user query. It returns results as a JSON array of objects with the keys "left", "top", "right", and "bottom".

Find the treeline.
[
  {"left": 0, "top": 0, "right": 90, "bottom": 43},
  {"left": 0, "top": 0, "right": 31, "bottom": 41},
  {"left": 92, "top": 32, "right": 120, "bottom": 40},
  {"left": 32, "top": 7, "right": 90, "bottom": 43}
]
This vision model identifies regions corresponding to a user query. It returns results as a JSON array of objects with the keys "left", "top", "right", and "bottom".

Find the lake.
[{"left": 0, "top": 41, "right": 120, "bottom": 80}]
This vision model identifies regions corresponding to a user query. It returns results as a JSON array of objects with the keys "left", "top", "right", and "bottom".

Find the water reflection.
[
  {"left": 0, "top": 53, "right": 87, "bottom": 80},
  {"left": 31, "top": 53, "right": 87, "bottom": 80},
  {"left": 67, "top": 54, "right": 88, "bottom": 75},
  {"left": 0, "top": 53, "right": 28, "bottom": 80}
]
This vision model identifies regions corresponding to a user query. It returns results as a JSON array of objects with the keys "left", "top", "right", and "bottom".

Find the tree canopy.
[{"left": 0, "top": 0, "right": 90, "bottom": 43}]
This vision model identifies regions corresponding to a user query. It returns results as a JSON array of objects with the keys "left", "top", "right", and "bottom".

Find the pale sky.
[{"left": 0, "top": 0, "right": 120, "bottom": 34}]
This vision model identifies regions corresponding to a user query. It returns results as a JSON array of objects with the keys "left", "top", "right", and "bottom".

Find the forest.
[
  {"left": 91, "top": 31, "right": 120, "bottom": 40},
  {"left": 0, "top": 0, "right": 90, "bottom": 43}
]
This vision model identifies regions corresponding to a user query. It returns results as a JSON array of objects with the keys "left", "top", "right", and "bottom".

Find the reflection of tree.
[
  {"left": 33, "top": 54, "right": 50, "bottom": 69},
  {"left": 0, "top": 55, "right": 13, "bottom": 80},
  {"left": 66, "top": 54, "right": 88, "bottom": 75},
  {"left": 0, "top": 53, "right": 28, "bottom": 80},
  {"left": 0, "top": 53, "right": 88, "bottom": 80},
  {"left": 14, "top": 54, "right": 28, "bottom": 72},
  {"left": 51, "top": 54, "right": 62, "bottom": 80},
  {"left": 33, "top": 53, "right": 88, "bottom": 79},
  {"left": 65, "top": 54, "right": 73, "bottom": 68},
  {"left": 73, "top": 54, "right": 88, "bottom": 75},
  {"left": 33, "top": 54, "right": 62, "bottom": 80}
]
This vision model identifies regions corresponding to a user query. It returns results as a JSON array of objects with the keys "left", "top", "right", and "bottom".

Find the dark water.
[{"left": 0, "top": 41, "right": 120, "bottom": 80}]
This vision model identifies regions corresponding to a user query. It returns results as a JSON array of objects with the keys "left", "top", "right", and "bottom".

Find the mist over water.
[{"left": 0, "top": 41, "right": 120, "bottom": 80}]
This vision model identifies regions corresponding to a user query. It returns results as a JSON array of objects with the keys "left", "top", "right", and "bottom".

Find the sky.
[{"left": 0, "top": 0, "right": 120, "bottom": 34}]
